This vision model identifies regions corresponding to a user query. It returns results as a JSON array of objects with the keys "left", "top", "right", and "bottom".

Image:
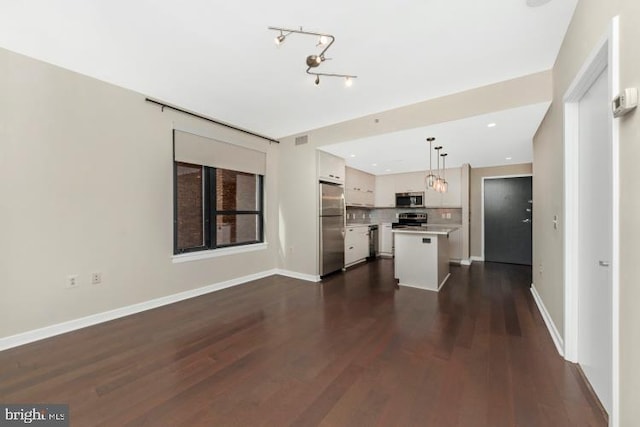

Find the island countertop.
[{"left": 391, "top": 225, "right": 460, "bottom": 235}]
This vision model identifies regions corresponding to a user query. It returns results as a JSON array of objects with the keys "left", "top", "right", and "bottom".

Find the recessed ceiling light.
[
  {"left": 526, "top": 0, "right": 552, "bottom": 7},
  {"left": 506, "top": 156, "right": 513, "bottom": 160},
  {"left": 385, "top": 169, "right": 392, "bottom": 172},
  {"left": 487, "top": 123, "right": 497, "bottom": 128},
  {"left": 350, "top": 154, "right": 356, "bottom": 158},
  {"left": 372, "top": 163, "right": 378, "bottom": 166}
]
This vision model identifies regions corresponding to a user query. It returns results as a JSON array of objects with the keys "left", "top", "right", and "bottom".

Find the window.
[{"left": 174, "top": 162, "right": 264, "bottom": 254}]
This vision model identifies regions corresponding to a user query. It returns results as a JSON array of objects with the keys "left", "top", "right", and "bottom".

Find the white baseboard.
[
  {"left": 530, "top": 283, "right": 564, "bottom": 357},
  {"left": 470, "top": 256, "right": 484, "bottom": 262},
  {"left": 397, "top": 274, "right": 450, "bottom": 293},
  {"left": 273, "top": 269, "right": 321, "bottom": 283},
  {"left": 460, "top": 259, "right": 472, "bottom": 266},
  {"left": 0, "top": 269, "right": 280, "bottom": 352},
  {"left": 438, "top": 273, "right": 451, "bottom": 291}
]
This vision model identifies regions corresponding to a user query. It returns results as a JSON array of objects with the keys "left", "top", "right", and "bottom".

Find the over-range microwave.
[{"left": 395, "top": 192, "right": 425, "bottom": 208}]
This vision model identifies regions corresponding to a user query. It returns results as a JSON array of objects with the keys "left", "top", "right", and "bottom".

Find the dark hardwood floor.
[{"left": 0, "top": 260, "right": 606, "bottom": 426}]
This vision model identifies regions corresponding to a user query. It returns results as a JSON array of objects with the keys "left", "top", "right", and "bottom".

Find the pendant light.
[
  {"left": 434, "top": 146, "right": 443, "bottom": 192},
  {"left": 440, "top": 153, "right": 448, "bottom": 193},
  {"left": 425, "top": 137, "right": 437, "bottom": 189}
]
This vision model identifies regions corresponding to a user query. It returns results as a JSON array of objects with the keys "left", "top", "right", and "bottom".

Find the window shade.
[{"left": 174, "top": 130, "right": 266, "bottom": 175}]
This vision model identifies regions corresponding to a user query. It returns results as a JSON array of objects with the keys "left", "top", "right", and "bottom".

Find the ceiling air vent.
[{"left": 295, "top": 135, "right": 309, "bottom": 146}]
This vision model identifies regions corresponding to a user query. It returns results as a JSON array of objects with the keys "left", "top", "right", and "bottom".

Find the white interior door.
[{"left": 577, "top": 67, "right": 612, "bottom": 414}]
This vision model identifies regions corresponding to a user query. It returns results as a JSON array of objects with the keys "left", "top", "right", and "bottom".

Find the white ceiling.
[
  {"left": 320, "top": 102, "right": 551, "bottom": 174},
  {"left": 0, "top": 0, "right": 576, "bottom": 140}
]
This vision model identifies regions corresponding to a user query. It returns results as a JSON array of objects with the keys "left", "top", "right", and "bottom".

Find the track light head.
[
  {"left": 306, "top": 55, "right": 323, "bottom": 67},
  {"left": 275, "top": 32, "right": 286, "bottom": 45},
  {"left": 315, "top": 75, "right": 320, "bottom": 86},
  {"left": 345, "top": 77, "right": 353, "bottom": 87},
  {"left": 427, "top": 137, "right": 436, "bottom": 142}
]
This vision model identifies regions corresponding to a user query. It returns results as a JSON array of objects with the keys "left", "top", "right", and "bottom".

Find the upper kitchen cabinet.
[
  {"left": 317, "top": 150, "right": 345, "bottom": 184},
  {"left": 393, "top": 172, "right": 426, "bottom": 193},
  {"left": 375, "top": 175, "right": 395, "bottom": 207},
  {"left": 345, "top": 167, "right": 375, "bottom": 207}
]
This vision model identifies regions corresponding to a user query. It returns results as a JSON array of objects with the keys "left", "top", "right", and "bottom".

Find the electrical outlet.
[
  {"left": 91, "top": 272, "right": 102, "bottom": 285},
  {"left": 66, "top": 274, "right": 79, "bottom": 289},
  {"left": 446, "top": 213, "right": 451, "bottom": 219}
]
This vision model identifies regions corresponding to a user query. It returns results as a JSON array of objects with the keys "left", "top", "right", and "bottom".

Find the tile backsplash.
[{"left": 346, "top": 207, "right": 462, "bottom": 225}]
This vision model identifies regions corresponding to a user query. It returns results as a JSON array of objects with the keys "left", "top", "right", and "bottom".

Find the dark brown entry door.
[{"left": 484, "top": 176, "right": 532, "bottom": 265}]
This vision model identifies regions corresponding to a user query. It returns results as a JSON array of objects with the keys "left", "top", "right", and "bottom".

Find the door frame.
[
  {"left": 563, "top": 16, "right": 619, "bottom": 425},
  {"left": 480, "top": 174, "right": 533, "bottom": 261}
]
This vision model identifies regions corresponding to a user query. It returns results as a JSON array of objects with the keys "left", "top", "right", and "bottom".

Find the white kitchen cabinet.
[
  {"left": 375, "top": 175, "right": 395, "bottom": 207},
  {"left": 345, "top": 167, "right": 375, "bottom": 207},
  {"left": 448, "top": 227, "right": 462, "bottom": 262},
  {"left": 379, "top": 223, "right": 393, "bottom": 256},
  {"left": 345, "top": 225, "right": 369, "bottom": 266},
  {"left": 393, "top": 172, "right": 425, "bottom": 193},
  {"left": 318, "top": 150, "right": 345, "bottom": 184}
]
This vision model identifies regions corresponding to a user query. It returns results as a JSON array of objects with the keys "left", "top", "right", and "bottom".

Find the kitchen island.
[{"left": 392, "top": 225, "right": 459, "bottom": 291}]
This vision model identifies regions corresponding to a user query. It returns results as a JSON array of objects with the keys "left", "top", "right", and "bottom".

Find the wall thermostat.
[{"left": 612, "top": 88, "right": 638, "bottom": 118}]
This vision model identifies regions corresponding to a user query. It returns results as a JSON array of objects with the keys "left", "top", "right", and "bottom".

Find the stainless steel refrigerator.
[{"left": 319, "top": 182, "right": 345, "bottom": 276}]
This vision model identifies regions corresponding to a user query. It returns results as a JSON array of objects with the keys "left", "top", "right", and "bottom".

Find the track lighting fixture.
[{"left": 268, "top": 26, "right": 357, "bottom": 86}]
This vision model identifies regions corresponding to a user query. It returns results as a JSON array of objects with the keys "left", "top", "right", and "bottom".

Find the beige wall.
[
  {"left": 0, "top": 47, "right": 280, "bottom": 339},
  {"left": 533, "top": 0, "right": 640, "bottom": 423},
  {"left": 618, "top": 1, "right": 640, "bottom": 424},
  {"left": 469, "top": 163, "right": 533, "bottom": 259}
]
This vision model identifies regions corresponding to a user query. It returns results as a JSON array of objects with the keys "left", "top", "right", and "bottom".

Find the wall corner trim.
[
  {"left": 0, "top": 269, "right": 285, "bottom": 352},
  {"left": 530, "top": 283, "right": 564, "bottom": 357}
]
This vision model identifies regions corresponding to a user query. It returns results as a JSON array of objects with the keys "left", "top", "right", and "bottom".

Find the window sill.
[{"left": 172, "top": 242, "right": 268, "bottom": 264}]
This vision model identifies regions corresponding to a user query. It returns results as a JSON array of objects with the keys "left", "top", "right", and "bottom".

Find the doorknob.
[{"left": 599, "top": 260, "right": 610, "bottom": 267}]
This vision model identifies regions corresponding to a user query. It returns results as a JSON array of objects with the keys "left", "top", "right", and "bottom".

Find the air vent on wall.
[{"left": 295, "top": 135, "right": 309, "bottom": 146}]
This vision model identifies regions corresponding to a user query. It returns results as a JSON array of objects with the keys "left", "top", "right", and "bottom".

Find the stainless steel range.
[{"left": 392, "top": 212, "right": 428, "bottom": 229}]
